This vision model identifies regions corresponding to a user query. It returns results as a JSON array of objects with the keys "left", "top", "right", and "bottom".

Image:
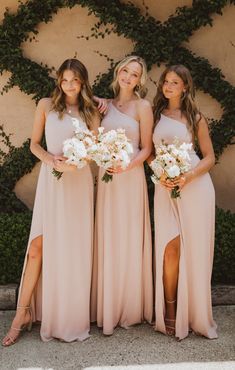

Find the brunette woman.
[
  {"left": 2, "top": 59, "right": 99, "bottom": 345},
  {"left": 151, "top": 65, "right": 217, "bottom": 340}
]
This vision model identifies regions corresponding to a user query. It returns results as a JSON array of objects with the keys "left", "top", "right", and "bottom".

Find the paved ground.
[{"left": 0, "top": 306, "right": 234, "bottom": 370}]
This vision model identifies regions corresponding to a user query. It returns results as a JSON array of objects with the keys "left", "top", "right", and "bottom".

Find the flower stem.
[
  {"left": 102, "top": 172, "right": 113, "bottom": 183},
  {"left": 171, "top": 186, "right": 181, "bottom": 199},
  {"left": 52, "top": 169, "right": 63, "bottom": 180}
]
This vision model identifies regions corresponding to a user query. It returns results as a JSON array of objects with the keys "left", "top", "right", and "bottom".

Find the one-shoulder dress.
[
  {"left": 91, "top": 102, "right": 153, "bottom": 334},
  {"left": 153, "top": 114, "right": 217, "bottom": 340},
  {"left": 18, "top": 111, "right": 94, "bottom": 342}
]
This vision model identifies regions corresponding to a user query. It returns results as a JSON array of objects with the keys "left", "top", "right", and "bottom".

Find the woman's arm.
[
  {"left": 30, "top": 98, "right": 61, "bottom": 167},
  {"left": 185, "top": 115, "right": 215, "bottom": 183},
  {"left": 172, "top": 115, "right": 215, "bottom": 190},
  {"left": 127, "top": 99, "right": 154, "bottom": 171},
  {"left": 93, "top": 96, "right": 109, "bottom": 115}
]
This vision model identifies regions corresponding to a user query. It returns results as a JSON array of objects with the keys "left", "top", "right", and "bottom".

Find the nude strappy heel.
[
  {"left": 2, "top": 306, "right": 33, "bottom": 347},
  {"left": 165, "top": 299, "right": 176, "bottom": 336}
]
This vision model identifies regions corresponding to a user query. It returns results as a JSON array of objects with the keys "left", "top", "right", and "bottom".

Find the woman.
[
  {"left": 2, "top": 59, "right": 100, "bottom": 345},
  {"left": 91, "top": 56, "right": 153, "bottom": 334},
  {"left": 151, "top": 64, "right": 217, "bottom": 340}
]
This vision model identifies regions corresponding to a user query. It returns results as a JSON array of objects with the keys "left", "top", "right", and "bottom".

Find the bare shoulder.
[
  {"left": 136, "top": 98, "right": 152, "bottom": 109},
  {"left": 136, "top": 98, "right": 152, "bottom": 117},
  {"left": 196, "top": 113, "right": 209, "bottom": 130},
  {"left": 37, "top": 97, "right": 52, "bottom": 111}
]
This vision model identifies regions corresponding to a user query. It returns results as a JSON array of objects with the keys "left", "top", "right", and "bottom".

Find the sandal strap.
[
  {"left": 10, "top": 326, "right": 23, "bottom": 332},
  {"left": 17, "top": 305, "right": 30, "bottom": 310}
]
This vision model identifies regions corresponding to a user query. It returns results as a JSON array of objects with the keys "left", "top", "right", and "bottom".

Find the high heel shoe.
[
  {"left": 165, "top": 299, "right": 176, "bottom": 336},
  {"left": 2, "top": 305, "right": 33, "bottom": 347}
]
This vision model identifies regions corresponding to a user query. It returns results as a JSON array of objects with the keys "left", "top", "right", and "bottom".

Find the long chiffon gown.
[
  {"left": 91, "top": 102, "right": 153, "bottom": 334},
  {"left": 153, "top": 113, "right": 218, "bottom": 340},
  {"left": 18, "top": 111, "right": 94, "bottom": 342}
]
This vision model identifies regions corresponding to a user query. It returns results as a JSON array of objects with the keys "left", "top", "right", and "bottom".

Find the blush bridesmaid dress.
[
  {"left": 18, "top": 111, "right": 94, "bottom": 342},
  {"left": 153, "top": 113, "right": 218, "bottom": 340},
  {"left": 91, "top": 102, "right": 153, "bottom": 334}
]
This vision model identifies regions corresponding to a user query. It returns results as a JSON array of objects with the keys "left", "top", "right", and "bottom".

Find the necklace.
[
  {"left": 116, "top": 98, "right": 133, "bottom": 108},
  {"left": 66, "top": 103, "right": 78, "bottom": 114}
]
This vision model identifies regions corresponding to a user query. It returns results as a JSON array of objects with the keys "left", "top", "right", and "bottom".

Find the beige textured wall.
[{"left": 0, "top": 1, "right": 234, "bottom": 211}]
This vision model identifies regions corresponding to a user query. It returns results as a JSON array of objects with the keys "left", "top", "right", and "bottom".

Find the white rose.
[
  {"left": 165, "top": 165, "right": 180, "bottom": 178},
  {"left": 119, "top": 150, "right": 130, "bottom": 167},
  {"left": 180, "top": 142, "right": 192, "bottom": 151},
  {"left": 153, "top": 164, "right": 164, "bottom": 178},
  {"left": 103, "top": 130, "right": 117, "bottom": 143}
]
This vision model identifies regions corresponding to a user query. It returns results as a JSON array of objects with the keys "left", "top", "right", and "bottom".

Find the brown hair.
[
  {"left": 110, "top": 55, "right": 148, "bottom": 98},
  {"left": 51, "top": 59, "right": 97, "bottom": 128},
  {"left": 153, "top": 64, "right": 200, "bottom": 134}
]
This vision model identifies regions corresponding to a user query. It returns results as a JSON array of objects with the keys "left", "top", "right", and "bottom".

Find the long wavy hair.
[
  {"left": 153, "top": 65, "right": 200, "bottom": 134},
  {"left": 110, "top": 55, "right": 148, "bottom": 98},
  {"left": 51, "top": 59, "right": 97, "bottom": 128}
]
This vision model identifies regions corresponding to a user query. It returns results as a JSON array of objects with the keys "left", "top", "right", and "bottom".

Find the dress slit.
[
  {"left": 154, "top": 187, "right": 189, "bottom": 338},
  {"left": 18, "top": 233, "right": 43, "bottom": 322}
]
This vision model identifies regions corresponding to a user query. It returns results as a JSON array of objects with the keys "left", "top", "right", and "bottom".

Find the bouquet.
[
  {"left": 52, "top": 118, "right": 97, "bottom": 180},
  {"left": 150, "top": 139, "right": 192, "bottom": 198},
  {"left": 92, "top": 127, "right": 133, "bottom": 183}
]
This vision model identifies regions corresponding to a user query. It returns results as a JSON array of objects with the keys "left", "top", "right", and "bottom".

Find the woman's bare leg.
[
  {"left": 163, "top": 235, "right": 180, "bottom": 334},
  {"left": 2, "top": 236, "right": 42, "bottom": 346}
]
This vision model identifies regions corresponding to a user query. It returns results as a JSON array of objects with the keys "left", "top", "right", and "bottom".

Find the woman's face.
[
  {"left": 117, "top": 61, "right": 142, "bottom": 92},
  {"left": 61, "top": 69, "right": 81, "bottom": 98},
  {"left": 162, "top": 71, "right": 185, "bottom": 100}
]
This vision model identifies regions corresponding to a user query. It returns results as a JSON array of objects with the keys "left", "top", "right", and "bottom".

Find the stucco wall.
[{"left": 0, "top": 1, "right": 234, "bottom": 211}]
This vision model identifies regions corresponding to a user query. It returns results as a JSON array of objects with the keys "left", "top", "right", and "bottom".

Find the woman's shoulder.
[
  {"left": 37, "top": 97, "right": 51, "bottom": 108},
  {"left": 195, "top": 112, "right": 208, "bottom": 129},
  {"left": 136, "top": 98, "right": 151, "bottom": 109},
  {"left": 136, "top": 98, "right": 152, "bottom": 116}
]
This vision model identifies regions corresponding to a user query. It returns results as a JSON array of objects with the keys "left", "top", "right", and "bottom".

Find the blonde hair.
[
  {"left": 111, "top": 55, "right": 148, "bottom": 98},
  {"left": 153, "top": 64, "right": 200, "bottom": 134},
  {"left": 51, "top": 59, "right": 97, "bottom": 128}
]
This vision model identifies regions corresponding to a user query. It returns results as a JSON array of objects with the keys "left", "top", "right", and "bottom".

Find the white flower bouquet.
[
  {"left": 92, "top": 127, "right": 133, "bottom": 183},
  {"left": 150, "top": 139, "right": 192, "bottom": 198},
  {"left": 52, "top": 118, "right": 97, "bottom": 180}
]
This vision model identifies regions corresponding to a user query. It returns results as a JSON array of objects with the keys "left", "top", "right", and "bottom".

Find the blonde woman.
[
  {"left": 91, "top": 56, "right": 153, "bottom": 334},
  {"left": 151, "top": 65, "right": 217, "bottom": 340},
  {"left": 2, "top": 59, "right": 100, "bottom": 345}
]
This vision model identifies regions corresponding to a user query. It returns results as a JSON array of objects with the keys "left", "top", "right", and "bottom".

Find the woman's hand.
[
  {"left": 43, "top": 154, "right": 64, "bottom": 168},
  {"left": 106, "top": 164, "right": 131, "bottom": 175},
  {"left": 53, "top": 158, "right": 77, "bottom": 173},
  {"left": 160, "top": 175, "right": 176, "bottom": 190},
  {"left": 93, "top": 96, "right": 109, "bottom": 114},
  {"left": 171, "top": 175, "right": 187, "bottom": 190},
  {"left": 161, "top": 171, "right": 194, "bottom": 190}
]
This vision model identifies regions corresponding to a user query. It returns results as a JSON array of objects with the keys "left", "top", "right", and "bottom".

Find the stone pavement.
[{"left": 0, "top": 306, "right": 234, "bottom": 370}]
